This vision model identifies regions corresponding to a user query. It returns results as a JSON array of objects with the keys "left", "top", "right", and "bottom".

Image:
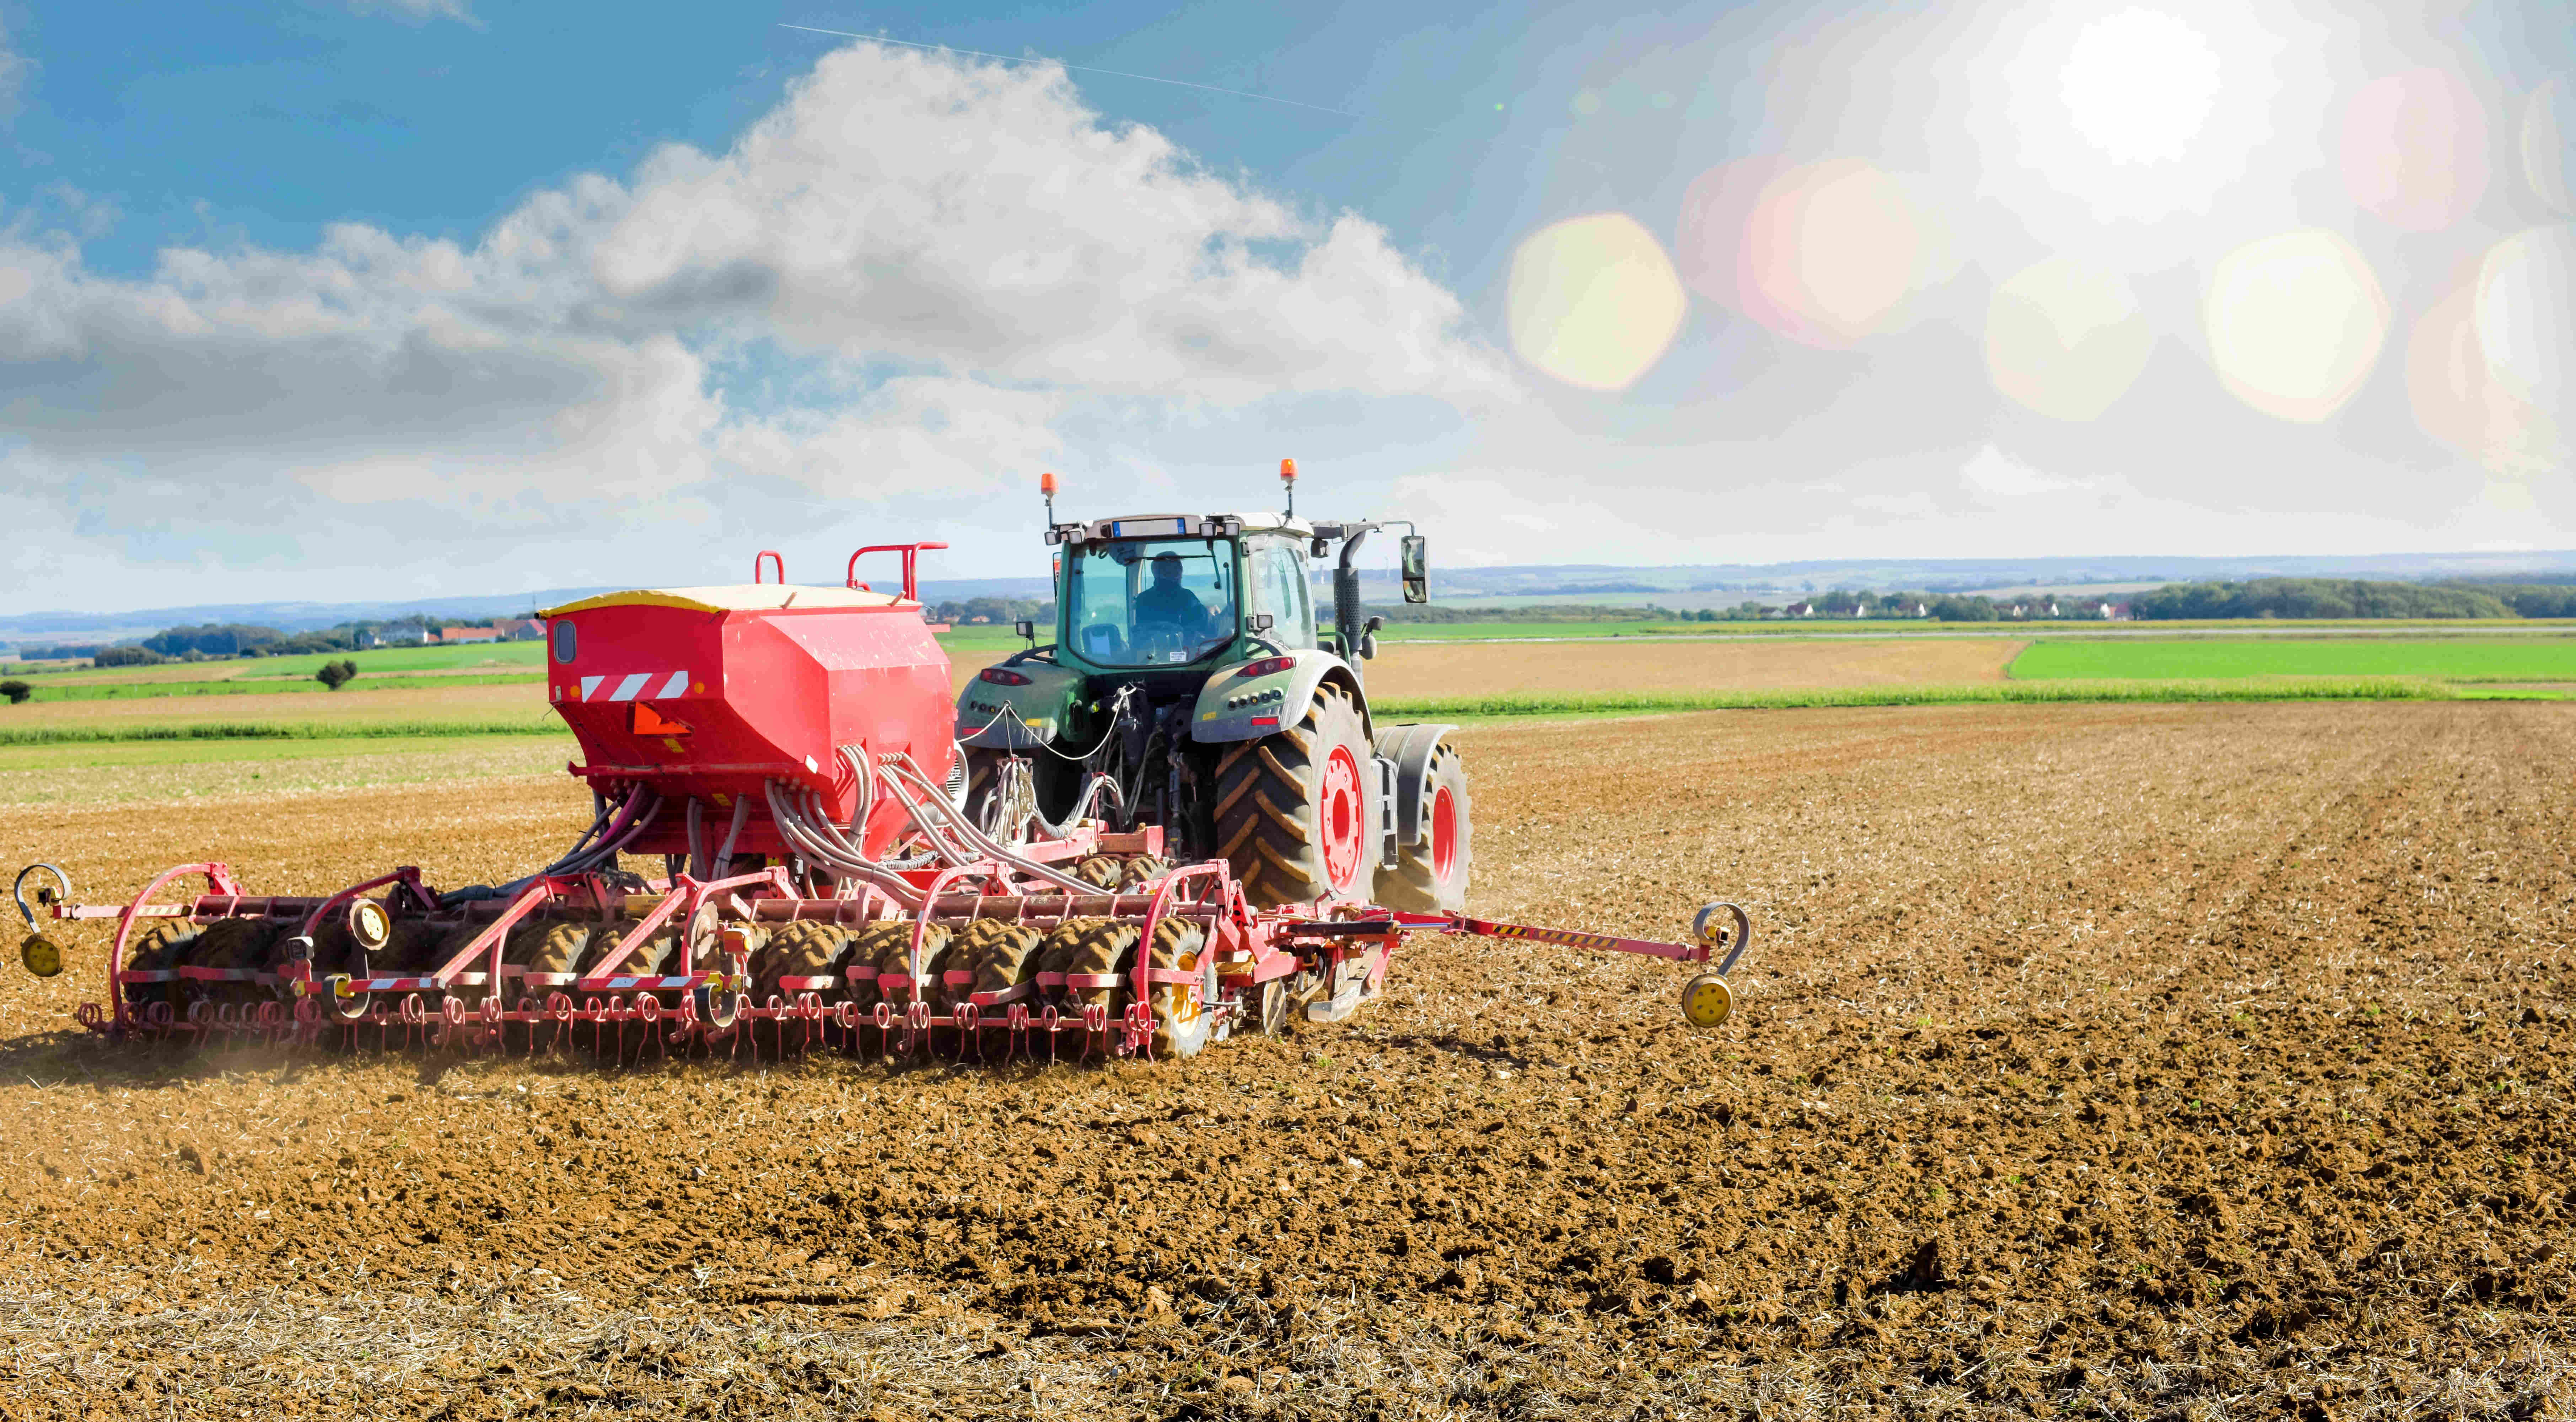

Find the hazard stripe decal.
[{"left": 578, "top": 671, "right": 693, "bottom": 703}]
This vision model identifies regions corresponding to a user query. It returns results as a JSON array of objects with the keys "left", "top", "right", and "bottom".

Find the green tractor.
[{"left": 953, "top": 464, "right": 1470, "bottom": 912}]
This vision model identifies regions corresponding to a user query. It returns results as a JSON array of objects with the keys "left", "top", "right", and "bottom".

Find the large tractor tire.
[
  {"left": 1058, "top": 917, "right": 1212, "bottom": 1059},
  {"left": 122, "top": 920, "right": 199, "bottom": 1016},
  {"left": 519, "top": 922, "right": 594, "bottom": 977},
  {"left": 751, "top": 921, "right": 849, "bottom": 1004},
  {"left": 961, "top": 747, "right": 1006, "bottom": 839},
  {"left": 1213, "top": 681, "right": 1376, "bottom": 907},
  {"left": 959, "top": 919, "right": 1045, "bottom": 998},
  {"left": 185, "top": 918, "right": 286, "bottom": 1009},
  {"left": 1374, "top": 737, "right": 1473, "bottom": 912},
  {"left": 851, "top": 920, "right": 954, "bottom": 1013}
]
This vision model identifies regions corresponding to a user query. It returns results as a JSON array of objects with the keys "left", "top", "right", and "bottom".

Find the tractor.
[{"left": 953, "top": 461, "right": 1469, "bottom": 914}]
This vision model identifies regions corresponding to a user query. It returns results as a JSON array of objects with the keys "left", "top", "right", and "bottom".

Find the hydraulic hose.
[
  {"left": 711, "top": 795, "right": 751, "bottom": 878},
  {"left": 876, "top": 754, "right": 1098, "bottom": 895}
]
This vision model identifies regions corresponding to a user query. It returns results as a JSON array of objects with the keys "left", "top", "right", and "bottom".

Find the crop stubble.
[{"left": 0, "top": 703, "right": 2570, "bottom": 1420}]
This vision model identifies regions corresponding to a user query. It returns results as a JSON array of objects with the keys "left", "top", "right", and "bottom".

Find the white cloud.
[
  {"left": 1959, "top": 443, "right": 2082, "bottom": 498},
  {"left": 0, "top": 41, "right": 1506, "bottom": 602},
  {"left": 0, "top": 18, "right": 33, "bottom": 123},
  {"left": 337, "top": 0, "right": 479, "bottom": 26}
]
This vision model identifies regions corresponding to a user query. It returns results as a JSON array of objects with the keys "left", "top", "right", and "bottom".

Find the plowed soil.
[{"left": 2, "top": 703, "right": 2572, "bottom": 1420}]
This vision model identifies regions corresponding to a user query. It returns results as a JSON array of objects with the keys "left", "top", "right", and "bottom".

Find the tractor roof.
[{"left": 1051, "top": 512, "right": 1313, "bottom": 544}]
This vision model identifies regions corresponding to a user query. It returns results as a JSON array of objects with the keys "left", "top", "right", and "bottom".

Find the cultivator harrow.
[
  {"left": 12, "top": 531, "right": 1757, "bottom": 1059},
  {"left": 15, "top": 847, "right": 1751, "bottom": 1062}
]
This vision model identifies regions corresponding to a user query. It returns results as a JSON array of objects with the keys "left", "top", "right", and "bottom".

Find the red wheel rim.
[
  {"left": 1319, "top": 745, "right": 1364, "bottom": 892},
  {"left": 1430, "top": 784, "right": 1458, "bottom": 882}
]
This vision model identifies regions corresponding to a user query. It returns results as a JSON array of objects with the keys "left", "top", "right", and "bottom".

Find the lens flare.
[
  {"left": 1673, "top": 155, "right": 1796, "bottom": 315},
  {"left": 2526, "top": 75, "right": 2575, "bottom": 217},
  {"left": 1986, "top": 258, "right": 2154, "bottom": 421},
  {"left": 2341, "top": 68, "right": 2490, "bottom": 232},
  {"left": 2203, "top": 231, "right": 2389, "bottom": 423},
  {"left": 1506, "top": 213, "right": 1688, "bottom": 392},
  {"left": 1737, "top": 160, "right": 1920, "bottom": 348},
  {"left": 2475, "top": 227, "right": 2576, "bottom": 414},
  {"left": 2408, "top": 265, "right": 2533, "bottom": 465}
]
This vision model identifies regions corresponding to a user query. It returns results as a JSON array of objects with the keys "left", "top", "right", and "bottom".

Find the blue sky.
[{"left": 0, "top": 0, "right": 2570, "bottom": 612}]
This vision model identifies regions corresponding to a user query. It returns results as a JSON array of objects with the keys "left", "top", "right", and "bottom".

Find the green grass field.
[
  {"left": 2008, "top": 637, "right": 2576, "bottom": 682},
  {"left": 241, "top": 642, "right": 547, "bottom": 675},
  {"left": 15, "top": 672, "right": 541, "bottom": 702},
  {"left": 1375, "top": 677, "right": 2461, "bottom": 721}
]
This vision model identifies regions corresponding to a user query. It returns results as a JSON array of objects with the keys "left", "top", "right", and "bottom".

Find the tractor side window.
[
  {"left": 1254, "top": 545, "right": 1314, "bottom": 649},
  {"left": 1066, "top": 538, "right": 1236, "bottom": 667}
]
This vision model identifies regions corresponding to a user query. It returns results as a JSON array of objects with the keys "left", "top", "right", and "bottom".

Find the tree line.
[{"left": 2130, "top": 579, "right": 2513, "bottom": 619}]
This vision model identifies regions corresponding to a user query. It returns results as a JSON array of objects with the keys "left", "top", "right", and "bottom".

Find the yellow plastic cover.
[{"left": 538, "top": 584, "right": 907, "bottom": 617}]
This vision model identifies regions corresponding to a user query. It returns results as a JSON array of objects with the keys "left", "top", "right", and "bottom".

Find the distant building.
[
  {"left": 491, "top": 618, "right": 545, "bottom": 642},
  {"left": 439, "top": 626, "right": 501, "bottom": 644},
  {"left": 363, "top": 626, "right": 431, "bottom": 647},
  {"left": 1784, "top": 600, "right": 1814, "bottom": 617}
]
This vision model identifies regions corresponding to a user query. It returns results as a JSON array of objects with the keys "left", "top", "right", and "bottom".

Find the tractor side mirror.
[
  {"left": 1400, "top": 535, "right": 1429, "bottom": 605},
  {"left": 1014, "top": 619, "right": 1036, "bottom": 645},
  {"left": 1247, "top": 613, "right": 1274, "bottom": 633}
]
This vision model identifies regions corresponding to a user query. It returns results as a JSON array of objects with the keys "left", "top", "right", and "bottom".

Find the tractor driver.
[{"left": 1133, "top": 552, "right": 1212, "bottom": 642}]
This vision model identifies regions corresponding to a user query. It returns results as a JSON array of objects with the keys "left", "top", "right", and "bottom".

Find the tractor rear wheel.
[
  {"left": 1374, "top": 738, "right": 1472, "bottom": 912},
  {"left": 1213, "top": 682, "right": 1375, "bottom": 907},
  {"left": 961, "top": 748, "right": 1007, "bottom": 840}
]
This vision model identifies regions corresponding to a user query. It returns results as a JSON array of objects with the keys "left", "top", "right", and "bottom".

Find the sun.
[
  {"left": 2057, "top": 9, "right": 2224, "bottom": 165},
  {"left": 1968, "top": 0, "right": 2314, "bottom": 241}
]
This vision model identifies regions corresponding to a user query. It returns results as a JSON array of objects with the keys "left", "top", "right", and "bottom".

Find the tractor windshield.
[{"left": 1066, "top": 538, "right": 1237, "bottom": 667}]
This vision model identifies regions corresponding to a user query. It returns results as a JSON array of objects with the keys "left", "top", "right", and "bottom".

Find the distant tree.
[
  {"left": 0, "top": 680, "right": 30, "bottom": 705},
  {"left": 315, "top": 659, "right": 360, "bottom": 691},
  {"left": 2133, "top": 579, "right": 2510, "bottom": 620},
  {"left": 93, "top": 647, "right": 166, "bottom": 667},
  {"left": 142, "top": 622, "right": 287, "bottom": 657},
  {"left": 1926, "top": 595, "right": 1998, "bottom": 622},
  {"left": 2457, "top": 584, "right": 2576, "bottom": 618}
]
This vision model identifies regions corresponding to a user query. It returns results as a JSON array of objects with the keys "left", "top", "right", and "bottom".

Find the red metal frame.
[
  {"left": 53, "top": 850, "right": 1741, "bottom": 1059},
  {"left": 844, "top": 542, "right": 948, "bottom": 602}
]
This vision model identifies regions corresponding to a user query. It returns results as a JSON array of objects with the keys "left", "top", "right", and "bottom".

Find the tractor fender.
[
  {"left": 954, "top": 660, "right": 1086, "bottom": 750},
  {"left": 1370, "top": 722, "right": 1458, "bottom": 846},
  {"left": 1188, "top": 648, "right": 1371, "bottom": 745}
]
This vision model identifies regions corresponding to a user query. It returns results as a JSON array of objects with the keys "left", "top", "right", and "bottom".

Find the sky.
[{"left": 0, "top": 0, "right": 2570, "bottom": 612}]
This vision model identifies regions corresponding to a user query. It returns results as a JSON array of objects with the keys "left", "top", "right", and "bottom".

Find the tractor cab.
[
  {"left": 1048, "top": 512, "right": 1311, "bottom": 685},
  {"left": 953, "top": 468, "right": 1466, "bottom": 914}
]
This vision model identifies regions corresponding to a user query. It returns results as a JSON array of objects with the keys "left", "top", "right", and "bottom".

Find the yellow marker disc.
[
  {"left": 347, "top": 898, "right": 392, "bottom": 952},
  {"left": 1680, "top": 973, "right": 1733, "bottom": 1030},
  {"left": 20, "top": 933, "right": 63, "bottom": 979}
]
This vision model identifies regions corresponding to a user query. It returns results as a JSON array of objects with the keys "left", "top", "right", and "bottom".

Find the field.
[
  {"left": 1, "top": 702, "right": 2571, "bottom": 1420},
  {"left": 2011, "top": 637, "right": 2576, "bottom": 682}
]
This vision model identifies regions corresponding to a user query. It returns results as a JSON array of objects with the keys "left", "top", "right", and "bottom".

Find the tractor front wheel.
[{"left": 1213, "top": 682, "right": 1375, "bottom": 907}]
